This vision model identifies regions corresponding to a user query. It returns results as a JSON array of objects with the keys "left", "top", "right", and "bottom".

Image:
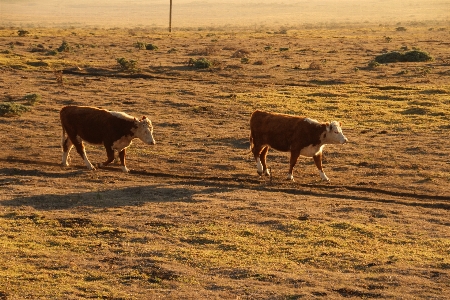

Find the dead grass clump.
[
  {"left": 231, "top": 49, "right": 250, "bottom": 58},
  {"left": 189, "top": 46, "right": 219, "bottom": 56},
  {"left": 135, "top": 42, "right": 158, "bottom": 50},
  {"left": 308, "top": 61, "right": 322, "bottom": 70}
]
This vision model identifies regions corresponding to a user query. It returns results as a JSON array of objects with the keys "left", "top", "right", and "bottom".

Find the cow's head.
[
  {"left": 134, "top": 116, "right": 156, "bottom": 145},
  {"left": 326, "top": 121, "right": 348, "bottom": 144}
]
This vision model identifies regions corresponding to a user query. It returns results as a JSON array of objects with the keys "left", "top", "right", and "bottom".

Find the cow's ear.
[
  {"left": 339, "top": 121, "right": 342, "bottom": 127},
  {"left": 326, "top": 122, "right": 331, "bottom": 131},
  {"left": 142, "top": 116, "right": 147, "bottom": 120}
]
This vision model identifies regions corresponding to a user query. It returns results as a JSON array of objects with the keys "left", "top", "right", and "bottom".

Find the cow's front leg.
[
  {"left": 313, "top": 152, "right": 329, "bottom": 182},
  {"left": 101, "top": 147, "right": 115, "bottom": 167},
  {"left": 118, "top": 149, "right": 129, "bottom": 172},
  {"left": 287, "top": 150, "right": 300, "bottom": 181},
  {"left": 260, "top": 146, "right": 270, "bottom": 176}
]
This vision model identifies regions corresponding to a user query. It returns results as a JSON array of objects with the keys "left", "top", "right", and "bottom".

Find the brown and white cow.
[
  {"left": 60, "top": 105, "right": 155, "bottom": 172},
  {"left": 249, "top": 110, "right": 348, "bottom": 182}
]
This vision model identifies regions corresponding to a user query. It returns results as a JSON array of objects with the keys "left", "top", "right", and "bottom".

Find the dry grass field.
[{"left": 0, "top": 21, "right": 449, "bottom": 299}]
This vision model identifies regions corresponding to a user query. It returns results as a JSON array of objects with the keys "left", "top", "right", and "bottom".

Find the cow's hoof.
[{"left": 257, "top": 170, "right": 263, "bottom": 176}]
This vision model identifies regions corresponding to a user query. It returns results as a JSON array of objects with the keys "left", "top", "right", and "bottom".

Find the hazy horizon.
[{"left": 1, "top": 0, "right": 449, "bottom": 28}]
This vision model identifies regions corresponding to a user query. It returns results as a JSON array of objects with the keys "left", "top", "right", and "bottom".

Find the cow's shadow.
[{"left": 1, "top": 184, "right": 218, "bottom": 211}]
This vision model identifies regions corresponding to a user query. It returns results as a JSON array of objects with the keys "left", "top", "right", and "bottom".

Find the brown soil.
[{"left": 0, "top": 23, "right": 449, "bottom": 299}]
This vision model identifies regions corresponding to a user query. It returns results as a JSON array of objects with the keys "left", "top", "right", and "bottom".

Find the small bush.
[
  {"left": 0, "top": 102, "right": 30, "bottom": 117},
  {"left": 57, "top": 40, "right": 71, "bottom": 52},
  {"left": 375, "top": 50, "right": 432, "bottom": 63},
  {"left": 396, "top": 26, "right": 407, "bottom": 31},
  {"left": 116, "top": 57, "right": 139, "bottom": 72},
  {"left": 189, "top": 58, "right": 212, "bottom": 69},
  {"left": 145, "top": 44, "right": 158, "bottom": 50},
  {"left": 23, "top": 93, "right": 41, "bottom": 106},
  {"left": 17, "top": 30, "right": 29, "bottom": 37},
  {"left": 134, "top": 41, "right": 146, "bottom": 50}
]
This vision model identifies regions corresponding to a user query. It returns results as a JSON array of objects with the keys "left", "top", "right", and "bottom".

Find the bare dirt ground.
[{"left": 0, "top": 22, "right": 449, "bottom": 299}]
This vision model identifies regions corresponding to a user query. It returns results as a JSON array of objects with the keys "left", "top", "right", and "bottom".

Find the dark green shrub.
[
  {"left": 116, "top": 57, "right": 138, "bottom": 72},
  {"left": 375, "top": 50, "right": 432, "bottom": 63},
  {"left": 145, "top": 44, "right": 158, "bottom": 50},
  {"left": 189, "top": 58, "right": 212, "bottom": 69},
  {"left": 402, "top": 50, "right": 432, "bottom": 62}
]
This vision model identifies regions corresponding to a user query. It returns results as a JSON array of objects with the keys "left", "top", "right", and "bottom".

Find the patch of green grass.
[
  {"left": 23, "top": 93, "right": 41, "bottom": 106},
  {"left": 0, "top": 102, "right": 31, "bottom": 117}
]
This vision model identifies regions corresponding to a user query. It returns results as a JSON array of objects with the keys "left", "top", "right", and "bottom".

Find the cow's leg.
[
  {"left": 101, "top": 146, "right": 115, "bottom": 167},
  {"left": 252, "top": 144, "right": 265, "bottom": 176},
  {"left": 72, "top": 137, "right": 95, "bottom": 170},
  {"left": 287, "top": 150, "right": 301, "bottom": 181},
  {"left": 260, "top": 146, "right": 270, "bottom": 176},
  {"left": 61, "top": 137, "right": 73, "bottom": 167},
  {"left": 313, "top": 153, "right": 329, "bottom": 182},
  {"left": 118, "top": 149, "right": 129, "bottom": 173}
]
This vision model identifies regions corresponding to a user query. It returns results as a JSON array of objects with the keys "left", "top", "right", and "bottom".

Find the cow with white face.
[
  {"left": 60, "top": 105, "right": 156, "bottom": 172},
  {"left": 249, "top": 110, "right": 348, "bottom": 182}
]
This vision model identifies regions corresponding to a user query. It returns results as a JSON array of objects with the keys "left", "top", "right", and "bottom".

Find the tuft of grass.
[
  {"left": 23, "top": 93, "right": 41, "bottom": 106},
  {"left": 17, "top": 29, "right": 29, "bottom": 37},
  {"left": 57, "top": 40, "right": 71, "bottom": 52}
]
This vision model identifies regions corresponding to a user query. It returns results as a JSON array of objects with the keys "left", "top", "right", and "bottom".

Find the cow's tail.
[{"left": 249, "top": 132, "right": 254, "bottom": 153}]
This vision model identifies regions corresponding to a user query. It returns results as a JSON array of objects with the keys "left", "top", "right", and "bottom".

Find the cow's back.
[
  {"left": 250, "top": 110, "right": 305, "bottom": 151},
  {"left": 60, "top": 106, "right": 113, "bottom": 144}
]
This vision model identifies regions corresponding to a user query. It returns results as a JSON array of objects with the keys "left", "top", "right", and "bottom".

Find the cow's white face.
[
  {"left": 327, "top": 121, "right": 348, "bottom": 144},
  {"left": 134, "top": 116, "right": 156, "bottom": 145}
]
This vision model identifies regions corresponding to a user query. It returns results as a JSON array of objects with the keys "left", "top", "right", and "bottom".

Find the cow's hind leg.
[
  {"left": 252, "top": 144, "right": 265, "bottom": 176},
  {"left": 72, "top": 137, "right": 95, "bottom": 170},
  {"left": 260, "top": 146, "right": 270, "bottom": 176},
  {"left": 313, "top": 153, "right": 330, "bottom": 182},
  {"left": 61, "top": 136, "right": 73, "bottom": 167}
]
